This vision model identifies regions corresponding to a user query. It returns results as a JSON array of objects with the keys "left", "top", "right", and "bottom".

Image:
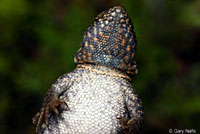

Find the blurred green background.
[{"left": 0, "top": 0, "right": 200, "bottom": 134}]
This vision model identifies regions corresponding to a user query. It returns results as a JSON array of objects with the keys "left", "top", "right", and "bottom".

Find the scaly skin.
[
  {"left": 74, "top": 6, "right": 138, "bottom": 76},
  {"left": 32, "top": 6, "right": 144, "bottom": 134}
]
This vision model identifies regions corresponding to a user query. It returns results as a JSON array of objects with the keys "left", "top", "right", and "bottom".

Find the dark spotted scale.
[
  {"left": 32, "top": 6, "right": 143, "bottom": 134},
  {"left": 74, "top": 6, "right": 138, "bottom": 76}
]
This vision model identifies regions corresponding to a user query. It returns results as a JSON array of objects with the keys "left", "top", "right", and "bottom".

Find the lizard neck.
[{"left": 76, "top": 63, "right": 131, "bottom": 81}]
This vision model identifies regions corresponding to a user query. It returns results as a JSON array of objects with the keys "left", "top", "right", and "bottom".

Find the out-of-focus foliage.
[{"left": 0, "top": 0, "right": 199, "bottom": 134}]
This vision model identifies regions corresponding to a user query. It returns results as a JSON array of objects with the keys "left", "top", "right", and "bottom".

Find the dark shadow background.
[{"left": 0, "top": 0, "right": 200, "bottom": 134}]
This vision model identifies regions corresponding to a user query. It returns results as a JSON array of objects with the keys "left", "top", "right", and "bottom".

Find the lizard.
[{"left": 32, "top": 6, "right": 144, "bottom": 134}]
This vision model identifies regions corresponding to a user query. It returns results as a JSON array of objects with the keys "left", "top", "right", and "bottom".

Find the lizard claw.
[
  {"left": 32, "top": 95, "right": 68, "bottom": 134},
  {"left": 120, "top": 118, "right": 134, "bottom": 134}
]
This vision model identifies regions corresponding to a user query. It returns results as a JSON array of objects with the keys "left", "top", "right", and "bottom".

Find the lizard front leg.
[
  {"left": 121, "top": 87, "right": 144, "bottom": 134},
  {"left": 32, "top": 75, "right": 72, "bottom": 134},
  {"left": 32, "top": 91, "right": 67, "bottom": 134}
]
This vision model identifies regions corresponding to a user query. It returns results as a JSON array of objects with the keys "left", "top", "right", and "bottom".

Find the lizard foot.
[
  {"left": 32, "top": 95, "right": 68, "bottom": 134},
  {"left": 120, "top": 118, "right": 135, "bottom": 134}
]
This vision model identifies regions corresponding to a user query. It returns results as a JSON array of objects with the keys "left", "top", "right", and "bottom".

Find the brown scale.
[{"left": 74, "top": 6, "right": 138, "bottom": 76}]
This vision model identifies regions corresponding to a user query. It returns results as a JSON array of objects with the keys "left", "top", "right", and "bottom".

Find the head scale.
[{"left": 74, "top": 6, "right": 138, "bottom": 76}]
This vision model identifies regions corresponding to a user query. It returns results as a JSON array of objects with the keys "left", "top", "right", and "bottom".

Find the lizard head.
[{"left": 74, "top": 6, "right": 138, "bottom": 76}]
